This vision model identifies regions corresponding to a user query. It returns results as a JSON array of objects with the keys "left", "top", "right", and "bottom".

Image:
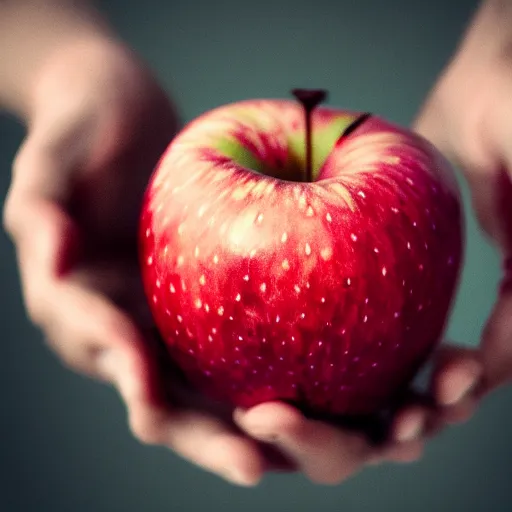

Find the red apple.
[{"left": 139, "top": 90, "right": 464, "bottom": 419}]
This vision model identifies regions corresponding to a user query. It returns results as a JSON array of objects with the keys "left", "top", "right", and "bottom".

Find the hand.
[
  {"left": 411, "top": 0, "right": 512, "bottom": 438},
  {"left": 1, "top": 32, "right": 451, "bottom": 486}
]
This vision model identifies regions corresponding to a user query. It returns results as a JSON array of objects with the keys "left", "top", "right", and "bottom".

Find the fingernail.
[
  {"left": 245, "top": 424, "right": 279, "bottom": 443},
  {"left": 397, "top": 418, "right": 423, "bottom": 443},
  {"left": 224, "top": 468, "right": 258, "bottom": 487},
  {"left": 443, "top": 373, "right": 479, "bottom": 406}
]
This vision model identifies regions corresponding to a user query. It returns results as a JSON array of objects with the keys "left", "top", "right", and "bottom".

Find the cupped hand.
[
  {"left": 410, "top": 0, "right": 512, "bottom": 441},
  {"left": 2, "top": 34, "right": 468, "bottom": 487}
]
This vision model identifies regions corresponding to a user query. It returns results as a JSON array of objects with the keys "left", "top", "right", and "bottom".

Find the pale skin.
[{"left": 0, "top": 0, "right": 508, "bottom": 486}]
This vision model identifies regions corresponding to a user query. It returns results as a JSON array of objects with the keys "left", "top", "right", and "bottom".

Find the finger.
[
  {"left": 124, "top": 396, "right": 264, "bottom": 485},
  {"left": 479, "top": 290, "right": 512, "bottom": 393},
  {"left": 42, "top": 283, "right": 143, "bottom": 379},
  {"left": 367, "top": 438, "right": 425, "bottom": 466},
  {"left": 234, "top": 402, "right": 371, "bottom": 485},
  {"left": 430, "top": 344, "right": 482, "bottom": 407},
  {"left": 98, "top": 342, "right": 266, "bottom": 487},
  {"left": 391, "top": 405, "right": 427, "bottom": 443}
]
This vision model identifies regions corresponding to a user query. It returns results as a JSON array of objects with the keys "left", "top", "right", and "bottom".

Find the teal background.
[{"left": 1, "top": 0, "right": 511, "bottom": 510}]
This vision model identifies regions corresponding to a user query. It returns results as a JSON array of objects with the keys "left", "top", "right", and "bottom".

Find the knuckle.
[
  {"left": 24, "top": 288, "right": 49, "bottom": 327},
  {"left": 129, "top": 410, "right": 165, "bottom": 445}
]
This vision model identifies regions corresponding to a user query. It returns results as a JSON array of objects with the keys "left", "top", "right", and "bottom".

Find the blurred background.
[{"left": 1, "top": 0, "right": 510, "bottom": 510}]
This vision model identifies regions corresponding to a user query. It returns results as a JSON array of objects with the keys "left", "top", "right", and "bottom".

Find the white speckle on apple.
[
  {"left": 326, "top": 212, "right": 332, "bottom": 223},
  {"left": 350, "top": 233, "right": 357, "bottom": 242},
  {"left": 294, "top": 284, "right": 301, "bottom": 293},
  {"left": 320, "top": 247, "right": 333, "bottom": 260},
  {"left": 204, "top": 303, "right": 210, "bottom": 312},
  {"left": 256, "top": 213, "right": 264, "bottom": 223},
  {"left": 281, "top": 232, "right": 288, "bottom": 243},
  {"left": 213, "top": 254, "right": 219, "bottom": 264},
  {"left": 300, "top": 313, "right": 306, "bottom": 319},
  {"left": 165, "top": 309, "right": 171, "bottom": 316},
  {"left": 260, "top": 283, "right": 267, "bottom": 292},
  {"left": 306, "top": 206, "right": 314, "bottom": 217},
  {"left": 178, "top": 223, "right": 184, "bottom": 235},
  {"left": 164, "top": 245, "right": 169, "bottom": 255},
  {"left": 229, "top": 316, "right": 234, "bottom": 321},
  {"left": 147, "top": 256, "right": 153, "bottom": 266},
  {"left": 152, "top": 295, "right": 157, "bottom": 304},
  {"left": 342, "top": 329, "right": 346, "bottom": 335},
  {"left": 391, "top": 207, "right": 399, "bottom": 213},
  {"left": 407, "top": 242, "right": 411, "bottom": 250},
  {"left": 306, "top": 282, "right": 311, "bottom": 289},
  {"left": 145, "top": 228, "right": 151, "bottom": 238},
  {"left": 181, "top": 280, "right": 187, "bottom": 291},
  {"left": 394, "top": 311, "right": 400, "bottom": 318},
  {"left": 250, "top": 249, "right": 257, "bottom": 258},
  {"left": 374, "top": 247, "right": 379, "bottom": 253},
  {"left": 199, "top": 275, "right": 206, "bottom": 285},
  {"left": 177, "top": 255, "right": 184, "bottom": 266},
  {"left": 156, "top": 279, "right": 161, "bottom": 288},
  {"left": 194, "top": 298, "right": 202, "bottom": 308},
  {"left": 358, "top": 190, "right": 366, "bottom": 198},
  {"left": 382, "top": 267, "right": 387, "bottom": 276},
  {"left": 177, "top": 315, "right": 183, "bottom": 323},
  {"left": 365, "top": 297, "right": 369, "bottom": 304},
  {"left": 406, "top": 178, "right": 414, "bottom": 186},
  {"left": 305, "top": 243, "right": 312, "bottom": 255},
  {"left": 282, "top": 259, "right": 290, "bottom": 270},
  {"left": 238, "top": 335, "right": 243, "bottom": 341},
  {"left": 346, "top": 277, "right": 351, "bottom": 286},
  {"left": 412, "top": 221, "right": 417, "bottom": 227},
  {"left": 217, "top": 306, "right": 224, "bottom": 316},
  {"left": 321, "top": 297, "right": 326, "bottom": 303},
  {"left": 235, "top": 293, "right": 241, "bottom": 302},
  {"left": 198, "top": 205, "right": 207, "bottom": 217},
  {"left": 243, "top": 274, "right": 249, "bottom": 281},
  {"left": 276, "top": 315, "right": 280, "bottom": 323},
  {"left": 194, "top": 246, "right": 199, "bottom": 257},
  {"left": 363, "top": 315, "right": 368, "bottom": 323}
]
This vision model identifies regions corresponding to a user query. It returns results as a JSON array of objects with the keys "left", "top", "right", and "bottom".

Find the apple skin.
[{"left": 139, "top": 99, "right": 464, "bottom": 417}]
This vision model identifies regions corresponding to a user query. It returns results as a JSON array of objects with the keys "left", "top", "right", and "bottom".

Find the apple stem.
[{"left": 291, "top": 88, "right": 328, "bottom": 182}]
